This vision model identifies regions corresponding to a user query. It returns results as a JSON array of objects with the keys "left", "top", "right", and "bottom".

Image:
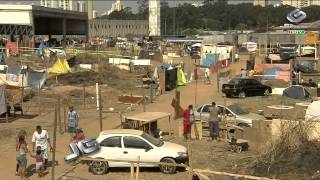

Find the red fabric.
[
  {"left": 74, "top": 132, "right": 85, "bottom": 142},
  {"left": 183, "top": 109, "right": 191, "bottom": 134}
]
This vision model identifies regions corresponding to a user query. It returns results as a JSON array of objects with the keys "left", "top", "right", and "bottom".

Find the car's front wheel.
[
  {"left": 238, "top": 91, "right": 246, "bottom": 98},
  {"left": 160, "top": 158, "right": 177, "bottom": 174},
  {"left": 264, "top": 89, "right": 270, "bottom": 96},
  {"left": 90, "top": 161, "right": 108, "bottom": 175}
]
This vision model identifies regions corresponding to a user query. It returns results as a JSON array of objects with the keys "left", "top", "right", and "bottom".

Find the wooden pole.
[
  {"left": 51, "top": 104, "right": 58, "bottom": 180},
  {"left": 38, "top": 82, "right": 41, "bottom": 115},
  {"left": 63, "top": 105, "right": 67, "bottom": 132},
  {"left": 83, "top": 85, "right": 86, "bottom": 108},
  {"left": 58, "top": 96, "right": 62, "bottom": 134},
  {"left": 5, "top": 88, "right": 8, "bottom": 123},
  {"left": 135, "top": 156, "right": 140, "bottom": 180},
  {"left": 130, "top": 163, "right": 134, "bottom": 180},
  {"left": 96, "top": 83, "right": 99, "bottom": 110},
  {"left": 99, "top": 87, "right": 103, "bottom": 132},
  {"left": 20, "top": 73, "right": 24, "bottom": 114}
]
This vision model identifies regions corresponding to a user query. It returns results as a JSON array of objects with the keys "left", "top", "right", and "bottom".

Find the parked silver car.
[{"left": 194, "top": 103, "right": 266, "bottom": 127}]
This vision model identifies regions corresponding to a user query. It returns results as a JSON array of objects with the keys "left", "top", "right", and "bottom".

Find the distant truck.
[{"left": 222, "top": 78, "right": 272, "bottom": 98}]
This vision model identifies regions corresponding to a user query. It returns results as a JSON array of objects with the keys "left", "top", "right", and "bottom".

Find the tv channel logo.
[{"left": 287, "top": 9, "right": 306, "bottom": 24}]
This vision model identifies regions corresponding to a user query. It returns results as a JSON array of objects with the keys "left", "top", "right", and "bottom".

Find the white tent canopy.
[{"left": 305, "top": 100, "right": 320, "bottom": 121}]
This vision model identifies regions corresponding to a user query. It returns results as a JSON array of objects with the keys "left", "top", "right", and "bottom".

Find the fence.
[{"left": 55, "top": 157, "right": 277, "bottom": 180}]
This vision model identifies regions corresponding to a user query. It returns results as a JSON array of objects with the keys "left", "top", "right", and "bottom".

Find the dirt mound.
[{"left": 47, "top": 64, "right": 138, "bottom": 93}]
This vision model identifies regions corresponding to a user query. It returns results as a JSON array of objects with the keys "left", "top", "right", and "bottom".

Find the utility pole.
[
  {"left": 216, "top": 47, "right": 220, "bottom": 93},
  {"left": 51, "top": 104, "right": 58, "bottom": 180}
]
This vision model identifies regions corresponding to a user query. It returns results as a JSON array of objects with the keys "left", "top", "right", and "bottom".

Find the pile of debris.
[
  {"left": 47, "top": 63, "right": 138, "bottom": 92},
  {"left": 251, "top": 121, "right": 320, "bottom": 179}
]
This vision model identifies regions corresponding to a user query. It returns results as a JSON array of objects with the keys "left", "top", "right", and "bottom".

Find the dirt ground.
[{"left": 0, "top": 55, "right": 316, "bottom": 180}]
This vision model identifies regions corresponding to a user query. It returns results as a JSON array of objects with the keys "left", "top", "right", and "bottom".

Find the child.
[
  {"left": 15, "top": 130, "right": 27, "bottom": 176},
  {"left": 30, "top": 146, "right": 45, "bottom": 177},
  {"left": 73, "top": 128, "right": 85, "bottom": 142}
]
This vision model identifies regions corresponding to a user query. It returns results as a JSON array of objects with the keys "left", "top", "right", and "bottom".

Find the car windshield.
[
  {"left": 142, "top": 132, "right": 164, "bottom": 147},
  {"left": 227, "top": 104, "right": 249, "bottom": 115},
  {"left": 229, "top": 79, "right": 241, "bottom": 85}
]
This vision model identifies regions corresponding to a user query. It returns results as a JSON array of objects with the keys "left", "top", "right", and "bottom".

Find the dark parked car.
[{"left": 222, "top": 78, "right": 272, "bottom": 98}]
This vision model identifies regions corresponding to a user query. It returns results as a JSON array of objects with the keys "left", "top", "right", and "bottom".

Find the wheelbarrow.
[{"left": 229, "top": 137, "right": 249, "bottom": 153}]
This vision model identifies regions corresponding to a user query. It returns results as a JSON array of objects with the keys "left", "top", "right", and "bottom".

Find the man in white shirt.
[{"left": 32, "top": 125, "right": 53, "bottom": 169}]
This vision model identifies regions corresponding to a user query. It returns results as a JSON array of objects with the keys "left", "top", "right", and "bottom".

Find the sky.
[{"left": 3, "top": 0, "right": 281, "bottom": 15}]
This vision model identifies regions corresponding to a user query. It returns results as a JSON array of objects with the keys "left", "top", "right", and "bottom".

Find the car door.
[
  {"left": 199, "top": 104, "right": 211, "bottom": 122},
  {"left": 122, "top": 136, "right": 156, "bottom": 167},
  {"left": 250, "top": 79, "right": 264, "bottom": 95},
  {"left": 224, "top": 107, "right": 237, "bottom": 125},
  {"left": 97, "top": 136, "right": 124, "bottom": 167}
]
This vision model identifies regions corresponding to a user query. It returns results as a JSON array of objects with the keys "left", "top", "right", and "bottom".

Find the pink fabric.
[{"left": 276, "top": 71, "right": 291, "bottom": 82}]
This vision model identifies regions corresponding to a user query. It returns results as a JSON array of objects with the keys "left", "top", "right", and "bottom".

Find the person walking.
[
  {"left": 208, "top": 102, "right": 219, "bottom": 141},
  {"left": 32, "top": 125, "right": 53, "bottom": 169},
  {"left": 183, "top": 105, "right": 193, "bottom": 140},
  {"left": 204, "top": 67, "right": 211, "bottom": 84},
  {"left": 16, "top": 136, "right": 29, "bottom": 179},
  {"left": 67, "top": 105, "right": 79, "bottom": 135},
  {"left": 15, "top": 130, "right": 27, "bottom": 176}
]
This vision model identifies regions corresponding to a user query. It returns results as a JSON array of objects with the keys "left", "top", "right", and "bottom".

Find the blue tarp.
[
  {"left": 27, "top": 71, "right": 46, "bottom": 88},
  {"left": 202, "top": 53, "right": 219, "bottom": 67},
  {"left": 265, "top": 67, "right": 282, "bottom": 80},
  {"left": 33, "top": 42, "right": 47, "bottom": 57}
]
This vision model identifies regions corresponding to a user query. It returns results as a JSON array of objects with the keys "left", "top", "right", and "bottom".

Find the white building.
[
  {"left": 149, "top": 0, "right": 160, "bottom": 36},
  {"left": 107, "top": 0, "right": 124, "bottom": 15},
  {"left": 93, "top": 10, "right": 98, "bottom": 18},
  {"left": 282, "top": 0, "right": 320, "bottom": 8},
  {"left": 253, "top": 0, "right": 270, "bottom": 7},
  {"left": 76, "top": 1, "right": 86, "bottom": 12},
  {"left": 40, "top": 0, "right": 88, "bottom": 11}
]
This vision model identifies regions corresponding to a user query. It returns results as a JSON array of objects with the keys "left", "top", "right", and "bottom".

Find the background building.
[
  {"left": 107, "top": 0, "right": 124, "bottom": 15},
  {"left": 149, "top": 0, "right": 160, "bottom": 36},
  {"left": 89, "top": 19, "right": 148, "bottom": 37},
  {"left": 75, "top": 1, "right": 86, "bottom": 12},
  {"left": 40, "top": 0, "right": 73, "bottom": 10},
  {"left": 282, "top": 0, "right": 320, "bottom": 8},
  {"left": 254, "top": 0, "right": 270, "bottom": 7}
]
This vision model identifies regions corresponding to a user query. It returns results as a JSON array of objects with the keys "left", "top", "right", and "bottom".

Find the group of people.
[
  {"left": 183, "top": 102, "right": 220, "bottom": 141},
  {"left": 16, "top": 125, "right": 52, "bottom": 179},
  {"left": 15, "top": 105, "right": 82, "bottom": 179}
]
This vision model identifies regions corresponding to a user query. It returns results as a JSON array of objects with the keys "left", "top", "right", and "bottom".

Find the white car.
[
  {"left": 88, "top": 129, "right": 188, "bottom": 174},
  {"left": 194, "top": 103, "right": 266, "bottom": 127}
]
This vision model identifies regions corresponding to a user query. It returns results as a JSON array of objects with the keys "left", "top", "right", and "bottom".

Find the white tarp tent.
[{"left": 305, "top": 100, "right": 320, "bottom": 121}]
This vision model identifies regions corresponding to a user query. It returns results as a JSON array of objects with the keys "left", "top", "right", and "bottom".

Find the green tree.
[{"left": 235, "top": 23, "right": 247, "bottom": 32}]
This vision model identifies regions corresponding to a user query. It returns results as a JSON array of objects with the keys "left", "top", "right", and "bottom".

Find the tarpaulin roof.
[
  {"left": 48, "top": 58, "right": 71, "bottom": 74},
  {"left": 283, "top": 85, "right": 310, "bottom": 100},
  {"left": 125, "top": 112, "right": 171, "bottom": 122}
]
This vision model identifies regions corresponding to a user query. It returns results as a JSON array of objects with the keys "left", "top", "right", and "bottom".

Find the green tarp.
[{"left": 176, "top": 67, "right": 187, "bottom": 86}]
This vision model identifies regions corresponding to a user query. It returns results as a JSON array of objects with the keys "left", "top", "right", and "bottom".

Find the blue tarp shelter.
[{"left": 202, "top": 53, "right": 219, "bottom": 67}]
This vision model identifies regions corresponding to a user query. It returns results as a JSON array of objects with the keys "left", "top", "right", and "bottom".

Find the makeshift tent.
[
  {"left": 283, "top": 85, "right": 310, "bottom": 100},
  {"left": 305, "top": 100, "right": 320, "bottom": 121},
  {"left": 165, "top": 68, "right": 177, "bottom": 91},
  {"left": 6, "top": 65, "right": 22, "bottom": 82},
  {"left": 27, "top": 71, "right": 46, "bottom": 88},
  {"left": 48, "top": 58, "right": 71, "bottom": 74},
  {"left": 176, "top": 67, "right": 187, "bottom": 86},
  {"left": 203, "top": 53, "right": 219, "bottom": 67},
  {"left": 0, "top": 84, "right": 6, "bottom": 115},
  {"left": 265, "top": 67, "right": 282, "bottom": 80},
  {"left": 0, "top": 52, "right": 5, "bottom": 64}
]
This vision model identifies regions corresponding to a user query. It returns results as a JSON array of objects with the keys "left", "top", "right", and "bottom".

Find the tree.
[
  {"left": 235, "top": 23, "right": 247, "bottom": 32},
  {"left": 135, "top": 0, "right": 148, "bottom": 19}
]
